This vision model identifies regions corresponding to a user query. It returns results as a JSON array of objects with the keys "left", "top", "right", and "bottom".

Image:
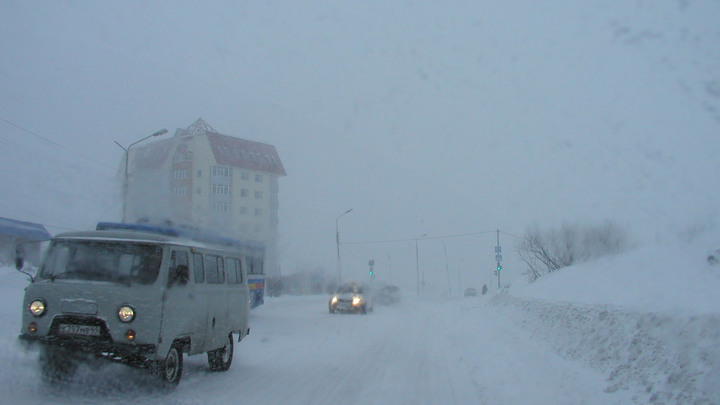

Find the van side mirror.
[
  {"left": 15, "top": 245, "right": 24, "bottom": 270},
  {"left": 14, "top": 246, "right": 33, "bottom": 282}
]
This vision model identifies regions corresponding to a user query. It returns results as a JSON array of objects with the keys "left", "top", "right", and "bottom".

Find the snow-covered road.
[{"left": 1, "top": 269, "right": 637, "bottom": 404}]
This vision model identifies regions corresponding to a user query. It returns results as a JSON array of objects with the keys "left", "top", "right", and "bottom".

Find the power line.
[
  {"left": 500, "top": 230, "right": 523, "bottom": 239},
  {"left": 0, "top": 115, "right": 116, "bottom": 170},
  {"left": 343, "top": 230, "right": 498, "bottom": 245}
]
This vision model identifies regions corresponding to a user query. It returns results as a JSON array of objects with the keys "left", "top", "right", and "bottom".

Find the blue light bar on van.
[
  {"left": 96, "top": 222, "right": 182, "bottom": 237},
  {"left": 95, "top": 222, "right": 264, "bottom": 250}
]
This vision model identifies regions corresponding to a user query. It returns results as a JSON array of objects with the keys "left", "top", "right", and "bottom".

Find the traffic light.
[
  {"left": 369, "top": 269, "right": 374, "bottom": 276},
  {"left": 497, "top": 265, "right": 502, "bottom": 271}
]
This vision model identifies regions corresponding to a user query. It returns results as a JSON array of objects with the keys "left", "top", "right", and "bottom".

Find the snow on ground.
[
  {"left": 501, "top": 230, "right": 720, "bottom": 404},
  {"left": 0, "top": 230, "right": 718, "bottom": 404}
]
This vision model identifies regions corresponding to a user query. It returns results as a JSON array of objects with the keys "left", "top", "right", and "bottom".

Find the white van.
[{"left": 17, "top": 223, "right": 256, "bottom": 385}]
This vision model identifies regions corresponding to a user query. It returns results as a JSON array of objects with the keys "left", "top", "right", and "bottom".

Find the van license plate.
[{"left": 58, "top": 324, "right": 100, "bottom": 336}]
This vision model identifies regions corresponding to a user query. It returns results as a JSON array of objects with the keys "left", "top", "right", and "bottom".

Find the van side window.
[
  {"left": 226, "top": 258, "right": 244, "bottom": 284},
  {"left": 227, "top": 257, "right": 238, "bottom": 284},
  {"left": 249, "top": 257, "right": 264, "bottom": 275},
  {"left": 218, "top": 256, "right": 225, "bottom": 284},
  {"left": 169, "top": 250, "right": 189, "bottom": 286},
  {"left": 193, "top": 253, "right": 204, "bottom": 283},
  {"left": 205, "top": 254, "right": 225, "bottom": 284},
  {"left": 236, "top": 258, "right": 244, "bottom": 284}
]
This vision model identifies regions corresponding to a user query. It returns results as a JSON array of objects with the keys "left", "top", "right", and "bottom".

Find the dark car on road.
[{"left": 329, "top": 282, "right": 373, "bottom": 314}]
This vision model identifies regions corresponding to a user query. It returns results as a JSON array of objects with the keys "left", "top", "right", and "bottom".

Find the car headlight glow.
[
  {"left": 331, "top": 296, "right": 338, "bottom": 305},
  {"left": 118, "top": 305, "right": 136, "bottom": 322},
  {"left": 352, "top": 296, "right": 361, "bottom": 306},
  {"left": 29, "top": 300, "right": 46, "bottom": 317}
]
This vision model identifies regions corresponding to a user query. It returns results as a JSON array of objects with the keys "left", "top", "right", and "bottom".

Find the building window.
[
  {"left": 211, "top": 166, "right": 231, "bottom": 177},
  {"left": 241, "top": 189, "right": 249, "bottom": 198},
  {"left": 254, "top": 191, "right": 263, "bottom": 199},
  {"left": 173, "top": 169, "right": 188, "bottom": 179},
  {"left": 212, "top": 201, "right": 230, "bottom": 213},
  {"left": 173, "top": 186, "right": 188, "bottom": 196},
  {"left": 255, "top": 174, "right": 263, "bottom": 182},
  {"left": 211, "top": 184, "right": 230, "bottom": 195},
  {"left": 254, "top": 208, "right": 263, "bottom": 217},
  {"left": 241, "top": 172, "right": 249, "bottom": 181},
  {"left": 174, "top": 152, "right": 193, "bottom": 162},
  {"left": 240, "top": 207, "right": 248, "bottom": 215}
]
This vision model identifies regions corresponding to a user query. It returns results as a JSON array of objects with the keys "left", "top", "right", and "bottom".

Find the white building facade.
[{"left": 124, "top": 118, "right": 286, "bottom": 277}]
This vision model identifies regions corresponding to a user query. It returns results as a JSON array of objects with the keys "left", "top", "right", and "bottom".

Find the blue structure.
[
  {"left": 0, "top": 217, "right": 52, "bottom": 266},
  {"left": 95, "top": 222, "right": 263, "bottom": 250}
]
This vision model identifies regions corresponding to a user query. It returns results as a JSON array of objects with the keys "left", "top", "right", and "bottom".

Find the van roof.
[
  {"left": 53, "top": 229, "right": 261, "bottom": 253},
  {"left": 95, "top": 222, "right": 264, "bottom": 250}
]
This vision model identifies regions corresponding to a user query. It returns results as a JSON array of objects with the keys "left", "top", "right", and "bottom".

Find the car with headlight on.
[
  {"left": 329, "top": 282, "right": 373, "bottom": 314},
  {"left": 16, "top": 222, "right": 258, "bottom": 386}
]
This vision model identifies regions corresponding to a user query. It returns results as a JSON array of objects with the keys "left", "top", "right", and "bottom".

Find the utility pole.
[
  {"left": 335, "top": 208, "right": 353, "bottom": 284},
  {"left": 495, "top": 229, "right": 503, "bottom": 288},
  {"left": 444, "top": 242, "right": 451, "bottom": 295},
  {"left": 415, "top": 240, "right": 420, "bottom": 294}
]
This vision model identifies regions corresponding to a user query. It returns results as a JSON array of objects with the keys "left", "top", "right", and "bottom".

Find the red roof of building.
[
  {"left": 130, "top": 120, "right": 286, "bottom": 176},
  {"left": 206, "top": 133, "right": 286, "bottom": 176}
]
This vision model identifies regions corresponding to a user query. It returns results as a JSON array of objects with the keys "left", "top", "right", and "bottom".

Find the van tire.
[
  {"left": 156, "top": 344, "right": 183, "bottom": 385},
  {"left": 208, "top": 333, "right": 234, "bottom": 372}
]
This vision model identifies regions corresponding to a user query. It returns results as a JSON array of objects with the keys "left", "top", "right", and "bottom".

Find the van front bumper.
[{"left": 19, "top": 333, "right": 157, "bottom": 358}]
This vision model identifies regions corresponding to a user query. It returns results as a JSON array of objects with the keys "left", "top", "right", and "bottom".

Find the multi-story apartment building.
[{"left": 123, "top": 118, "right": 286, "bottom": 277}]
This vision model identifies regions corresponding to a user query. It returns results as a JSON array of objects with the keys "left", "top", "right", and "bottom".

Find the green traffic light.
[{"left": 497, "top": 265, "right": 502, "bottom": 271}]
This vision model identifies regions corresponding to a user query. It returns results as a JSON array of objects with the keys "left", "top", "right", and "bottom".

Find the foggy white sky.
[{"left": 1, "top": 1, "right": 719, "bottom": 290}]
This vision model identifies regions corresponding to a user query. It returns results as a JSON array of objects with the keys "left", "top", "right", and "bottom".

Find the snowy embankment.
[{"left": 493, "top": 234, "right": 720, "bottom": 404}]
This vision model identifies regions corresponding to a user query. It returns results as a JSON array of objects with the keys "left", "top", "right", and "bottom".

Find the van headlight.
[
  {"left": 118, "top": 305, "right": 135, "bottom": 322},
  {"left": 29, "top": 300, "right": 46, "bottom": 317},
  {"left": 352, "top": 296, "right": 362, "bottom": 306},
  {"left": 331, "top": 296, "right": 338, "bottom": 305}
]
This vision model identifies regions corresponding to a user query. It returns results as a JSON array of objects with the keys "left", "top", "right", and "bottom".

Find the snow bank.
[
  {"left": 492, "top": 294, "right": 719, "bottom": 404},
  {"left": 494, "top": 231, "right": 720, "bottom": 404}
]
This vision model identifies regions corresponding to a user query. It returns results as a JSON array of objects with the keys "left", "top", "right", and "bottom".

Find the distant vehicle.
[
  {"left": 17, "top": 222, "right": 259, "bottom": 385},
  {"left": 464, "top": 287, "right": 478, "bottom": 297},
  {"left": 375, "top": 285, "right": 401, "bottom": 305},
  {"left": 329, "top": 282, "right": 373, "bottom": 314}
]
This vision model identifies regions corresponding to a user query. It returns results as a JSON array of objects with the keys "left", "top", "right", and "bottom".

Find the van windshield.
[{"left": 39, "top": 240, "right": 163, "bottom": 285}]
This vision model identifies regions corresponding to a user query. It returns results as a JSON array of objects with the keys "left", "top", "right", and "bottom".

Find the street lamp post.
[
  {"left": 415, "top": 233, "right": 427, "bottom": 294},
  {"left": 335, "top": 208, "right": 353, "bottom": 283},
  {"left": 114, "top": 128, "right": 168, "bottom": 223}
]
